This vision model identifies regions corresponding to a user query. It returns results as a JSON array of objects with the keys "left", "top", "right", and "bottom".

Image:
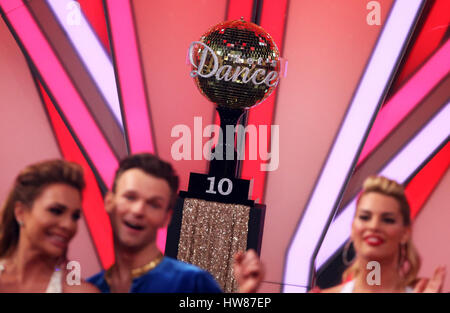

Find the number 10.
[{"left": 206, "top": 177, "right": 233, "bottom": 196}]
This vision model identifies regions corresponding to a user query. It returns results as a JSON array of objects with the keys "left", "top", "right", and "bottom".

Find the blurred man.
[{"left": 89, "top": 153, "right": 264, "bottom": 293}]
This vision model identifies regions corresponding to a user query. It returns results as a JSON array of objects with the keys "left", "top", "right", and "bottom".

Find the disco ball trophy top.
[
  {"left": 166, "top": 19, "right": 281, "bottom": 292},
  {"left": 190, "top": 18, "right": 280, "bottom": 109},
  {"left": 189, "top": 18, "right": 280, "bottom": 177}
]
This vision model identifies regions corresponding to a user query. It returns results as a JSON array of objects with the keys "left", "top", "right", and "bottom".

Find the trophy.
[{"left": 166, "top": 18, "right": 281, "bottom": 292}]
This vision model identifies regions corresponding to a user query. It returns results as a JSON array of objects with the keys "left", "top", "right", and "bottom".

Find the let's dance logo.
[{"left": 188, "top": 41, "right": 279, "bottom": 88}]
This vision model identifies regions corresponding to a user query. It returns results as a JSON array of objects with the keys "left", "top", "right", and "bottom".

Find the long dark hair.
[{"left": 0, "top": 159, "right": 85, "bottom": 258}]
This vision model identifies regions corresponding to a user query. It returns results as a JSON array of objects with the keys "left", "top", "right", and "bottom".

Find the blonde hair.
[{"left": 342, "top": 175, "right": 420, "bottom": 287}]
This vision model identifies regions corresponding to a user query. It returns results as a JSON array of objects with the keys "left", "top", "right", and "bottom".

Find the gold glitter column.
[{"left": 177, "top": 198, "right": 250, "bottom": 293}]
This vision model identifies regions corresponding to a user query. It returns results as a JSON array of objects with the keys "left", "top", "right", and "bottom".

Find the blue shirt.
[{"left": 88, "top": 257, "right": 222, "bottom": 293}]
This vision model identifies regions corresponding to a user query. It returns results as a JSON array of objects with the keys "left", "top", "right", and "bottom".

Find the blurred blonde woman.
[
  {"left": 0, "top": 160, "right": 98, "bottom": 292},
  {"left": 319, "top": 175, "right": 446, "bottom": 293}
]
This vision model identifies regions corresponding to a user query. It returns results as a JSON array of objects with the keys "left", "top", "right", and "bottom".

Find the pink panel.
[
  {"left": 105, "top": 0, "right": 155, "bottom": 154},
  {"left": 261, "top": 0, "right": 393, "bottom": 286},
  {"left": 227, "top": 0, "right": 253, "bottom": 21},
  {"left": 0, "top": 16, "right": 101, "bottom": 274},
  {"left": 240, "top": 0, "right": 288, "bottom": 203},
  {"left": 395, "top": 0, "right": 450, "bottom": 88},
  {"left": 132, "top": 0, "right": 228, "bottom": 251},
  {"left": 413, "top": 169, "right": 450, "bottom": 292},
  {"left": 1, "top": 0, "right": 118, "bottom": 187},
  {"left": 358, "top": 39, "right": 450, "bottom": 165},
  {"left": 0, "top": 0, "right": 22, "bottom": 13},
  {"left": 132, "top": 0, "right": 228, "bottom": 190},
  {"left": 0, "top": 15, "right": 61, "bottom": 202}
]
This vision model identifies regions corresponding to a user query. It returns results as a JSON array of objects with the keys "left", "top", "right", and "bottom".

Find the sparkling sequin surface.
[
  {"left": 177, "top": 198, "right": 250, "bottom": 293},
  {"left": 190, "top": 19, "right": 280, "bottom": 109}
]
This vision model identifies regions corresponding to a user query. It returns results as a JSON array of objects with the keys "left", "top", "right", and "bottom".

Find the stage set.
[{"left": 0, "top": 0, "right": 449, "bottom": 293}]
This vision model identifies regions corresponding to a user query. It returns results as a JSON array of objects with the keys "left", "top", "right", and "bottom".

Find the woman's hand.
[{"left": 413, "top": 266, "right": 446, "bottom": 293}]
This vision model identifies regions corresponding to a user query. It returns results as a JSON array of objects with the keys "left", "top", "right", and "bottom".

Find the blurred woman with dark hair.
[
  {"left": 0, "top": 159, "right": 98, "bottom": 292},
  {"left": 318, "top": 175, "right": 446, "bottom": 293}
]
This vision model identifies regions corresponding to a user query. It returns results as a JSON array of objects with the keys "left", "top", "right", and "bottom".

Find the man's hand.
[
  {"left": 413, "top": 266, "right": 446, "bottom": 293},
  {"left": 233, "top": 249, "right": 265, "bottom": 293}
]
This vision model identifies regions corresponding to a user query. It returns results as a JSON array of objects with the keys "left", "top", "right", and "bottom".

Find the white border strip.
[
  {"left": 282, "top": 0, "right": 424, "bottom": 292},
  {"left": 316, "top": 101, "right": 450, "bottom": 269},
  {"left": 46, "top": 0, "right": 123, "bottom": 129}
]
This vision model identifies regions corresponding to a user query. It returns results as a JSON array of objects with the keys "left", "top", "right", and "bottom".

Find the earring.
[
  {"left": 342, "top": 240, "right": 355, "bottom": 266},
  {"left": 17, "top": 220, "right": 24, "bottom": 227}
]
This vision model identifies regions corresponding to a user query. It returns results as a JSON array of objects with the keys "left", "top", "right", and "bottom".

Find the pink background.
[
  {"left": 0, "top": 0, "right": 448, "bottom": 289},
  {"left": 0, "top": 17, "right": 100, "bottom": 278}
]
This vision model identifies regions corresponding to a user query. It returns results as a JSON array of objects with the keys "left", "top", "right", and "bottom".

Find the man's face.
[{"left": 106, "top": 168, "right": 172, "bottom": 251}]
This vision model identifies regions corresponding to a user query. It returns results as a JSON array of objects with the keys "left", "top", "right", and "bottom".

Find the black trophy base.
[{"left": 165, "top": 173, "right": 265, "bottom": 258}]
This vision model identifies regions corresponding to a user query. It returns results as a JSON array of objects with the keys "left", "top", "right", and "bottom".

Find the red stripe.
[
  {"left": 391, "top": 1, "right": 450, "bottom": 219},
  {"left": 395, "top": 0, "right": 450, "bottom": 88},
  {"left": 357, "top": 40, "right": 450, "bottom": 166},
  {"left": 40, "top": 83, "right": 115, "bottom": 269},
  {"left": 259, "top": 0, "right": 286, "bottom": 46},
  {"left": 227, "top": 0, "right": 253, "bottom": 21},
  {"left": 359, "top": 1, "right": 449, "bottom": 166},
  {"left": 77, "top": 0, "right": 110, "bottom": 53},
  {"left": 240, "top": 0, "right": 288, "bottom": 202},
  {"left": 406, "top": 142, "right": 450, "bottom": 220},
  {"left": 212, "top": 0, "right": 255, "bottom": 142},
  {"left": 104, "top": 0, "right": 155, "bottom": 154}
]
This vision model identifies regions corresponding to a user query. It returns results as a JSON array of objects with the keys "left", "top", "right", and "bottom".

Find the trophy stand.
[
  {"left": 165, "top": 18, "right": 279, "bottom": 292},
  {"left": 165, "top": 106, "right": 266, "bottom": 293}
]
